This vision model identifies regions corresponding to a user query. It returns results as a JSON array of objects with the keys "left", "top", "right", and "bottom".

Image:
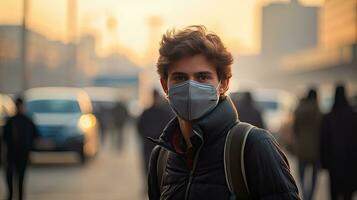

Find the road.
[
  {"left": 0, "top": 122, "right": 353, "bottom": 200},
  {"left": 0, "top": 123, "right": 146, "bottom": 200}
]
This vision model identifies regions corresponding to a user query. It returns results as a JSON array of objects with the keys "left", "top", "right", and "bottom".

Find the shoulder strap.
[
  {"left": 157, "top": 147, "right": 169, "bottom": 193},
  {"left": 224, "top": 122, "right": 254, "bottom": 200}
]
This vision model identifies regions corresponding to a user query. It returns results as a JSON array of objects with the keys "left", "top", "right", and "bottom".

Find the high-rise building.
[
  {"left": 0, "top": 25, "right": 70, "bottom": 93},
  {"left": 233, "top": 0, "right": 320, "bottom": 89},
  {"left": 280, "top": 0, "right": 357, "bottom": 89},
  {"left": 261, "top": 0, "right": 319, "bottom": 58},
  {"left": 319, "top": 0, "right": 357, "bottom": 48}
]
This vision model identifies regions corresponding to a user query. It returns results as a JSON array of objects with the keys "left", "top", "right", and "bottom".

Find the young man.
[{"left": 148, "top": 25, "right": 300, "bottom": 200}]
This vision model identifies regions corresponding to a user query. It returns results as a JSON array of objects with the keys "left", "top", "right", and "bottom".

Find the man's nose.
[{"left": 188, "top": 76, "right": 199, "bottom": 82}]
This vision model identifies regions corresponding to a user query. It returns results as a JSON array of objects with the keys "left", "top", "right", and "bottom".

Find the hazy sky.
[{"left": 0, "top": 0, "right": 323, "bottom": 64}]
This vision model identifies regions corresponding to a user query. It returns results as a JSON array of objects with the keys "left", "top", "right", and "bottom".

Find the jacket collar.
[{"left": 149, "top": 96, "right": 239, "bottom": 153}]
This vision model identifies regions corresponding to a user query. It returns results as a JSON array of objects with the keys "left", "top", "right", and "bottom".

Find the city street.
[
  {"left": 1, "top": 0, "right": 356, "bottom": 199},
  {"left": 0, "top": 123, "right": 146, "bottom": 200},
  {"left": 0, "top": 122, "right": 350, "bottom": 200}
]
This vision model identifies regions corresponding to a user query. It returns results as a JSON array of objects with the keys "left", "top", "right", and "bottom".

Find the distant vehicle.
[
  {"left": 253, "top": 89, "right": 297, "bottom": 135},
  {"left": 0, "top": 94, "right": 16, "bottom": 163},
  {"left": 25, "top": 87, "right": 99, "bottom": 163},
  {"left": 83, "top": 87, "right": 120, "bottom": 134}
]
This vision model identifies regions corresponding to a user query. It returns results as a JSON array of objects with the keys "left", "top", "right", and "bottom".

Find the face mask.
[{"left": 168, "top": 80, "right": 221, "bottom": 121}]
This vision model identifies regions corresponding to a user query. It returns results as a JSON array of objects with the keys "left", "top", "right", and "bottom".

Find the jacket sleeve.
[
  {"left": 2, "top": 118, "right": 11, "bottom": 144},
  {"left": 31, "top": 119, "right": 39, "bottom": 139},
  {"left": 148, "top": 145, "right": 161, "bottom": 200},
  {"left": 245, "top": 129, "right": 300, "bottom": 200}
]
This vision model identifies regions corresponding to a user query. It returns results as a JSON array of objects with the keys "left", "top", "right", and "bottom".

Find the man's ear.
[
  {"left": 219, "top": 79, "right": 230, "bottom": 95},
  {"left": 160, "top": 78, "right": 169, "bottom": 95}
]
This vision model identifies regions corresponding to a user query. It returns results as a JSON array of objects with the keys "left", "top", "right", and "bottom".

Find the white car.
[
  {"left": 25, "top": 87, "right": 99, "bottom": 163},
  {"left": 252, "top": 89, "right": 297, "bottom": 135}
]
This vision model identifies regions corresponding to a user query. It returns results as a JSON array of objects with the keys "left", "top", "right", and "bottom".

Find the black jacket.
[
  {"left": 3, "top": 113, "right": 38, "bottom": 160},
  {"left": 320, "top": 107, "right": 357, "bottom": 192},
  {"left": 148, "top": 97, "right": 300, "bottom": 200}
]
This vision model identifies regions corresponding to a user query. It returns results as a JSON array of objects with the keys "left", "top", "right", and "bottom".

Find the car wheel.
[{"left": 79, "top": 145, "right": 87, "bottom": 164}]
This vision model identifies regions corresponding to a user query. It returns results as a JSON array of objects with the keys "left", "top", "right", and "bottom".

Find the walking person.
[
  {"left": 137, "top": 89, "right": 174, "bottom": 176},
  {"left": 147, "top": 25, "right": 300, "bottom": 200},
  {"left": 112, "top": 101, "right": 128, "bottom": 150},
  {"left": 293, "top": 88, "right": 322, "bottom": 200},
  {"left": 352, "top": 95, "right": 357, "bottom": 111},
  {"left": 2, "top": 97, "right": 38, "bottom": 200},
  {"left": 321, "top": 84, "right": 357, "bottom": 200},
  {"left": 234, "top": 92, "right": 265, "bottom": 129}
]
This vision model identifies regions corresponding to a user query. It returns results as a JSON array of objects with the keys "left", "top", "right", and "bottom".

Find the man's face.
[
  {"left": 17, "top": 104, "right": 26, "bottom": 114},
  {"left": 161, "top": 54, "right": 229, "bottom": 95}
]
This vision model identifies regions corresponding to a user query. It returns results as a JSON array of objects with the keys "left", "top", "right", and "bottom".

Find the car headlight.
[{"left": 78, "top": 114, "right": 96, "bottom": 133}]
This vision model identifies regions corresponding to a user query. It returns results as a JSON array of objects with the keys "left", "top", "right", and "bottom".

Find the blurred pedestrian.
[
  {"left": 91, "top": 103, "right": 107, "bottom": 144},
  {"left": 2, "top": 97, "right": 38, "bottom": 200},
  {"left": 137, "top": 89, "right": 173, "bottom": 175},
  {"left": 234, "top": 92, "right": 265, "bottom": 128},
  {"left": 112, "top": 101, "right": 128, "bottom": 150},
  {"left": 320, "top": 84, "right": 357, "bottom": 200},
  {"left": 352, "top": 95, "right": 357, "bottom": 112},
  {"left": 293, "top": 88, "right": 322, "bottom": 200}
]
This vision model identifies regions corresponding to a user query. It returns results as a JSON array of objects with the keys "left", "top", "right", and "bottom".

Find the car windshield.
[
  {"left": 256, "top": 100, "right": 279, "bottom": 111},
  {"left": 91, "top": 101, "right": 116, "bottom": 111},
  {"left": 27, "top": 100, "right": 81, "bottom": 114}
]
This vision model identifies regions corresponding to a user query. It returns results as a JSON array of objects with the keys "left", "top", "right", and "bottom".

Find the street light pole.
[
  {"left": 21, "top": 0, "right": 29, "bottom": 92},
  {"left": 67, "top": 0, "right": 78, "bottom": 86}
]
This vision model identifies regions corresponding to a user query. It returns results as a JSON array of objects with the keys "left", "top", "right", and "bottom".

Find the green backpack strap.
[
  {"left": 224, "top": 122, "right": 255, "bottom": 200},
  {"left": 157, "top": 147, "right": 169, "bottom": 193}
]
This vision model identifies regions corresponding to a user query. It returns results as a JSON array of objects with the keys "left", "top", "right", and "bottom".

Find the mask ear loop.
[{"left": 216, "top": 81, "right": 222, "bottom": 94}]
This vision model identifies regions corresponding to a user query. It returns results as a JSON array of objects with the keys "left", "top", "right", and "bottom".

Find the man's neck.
[{"left": 178, "top": 118, "right": 193, "bottom": 149}]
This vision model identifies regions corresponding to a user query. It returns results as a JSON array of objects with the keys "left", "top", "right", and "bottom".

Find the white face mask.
[{"left": 168, "top": 80, "right": 221, "bottom": 121}]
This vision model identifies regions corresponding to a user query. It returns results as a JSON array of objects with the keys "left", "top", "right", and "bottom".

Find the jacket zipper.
[{"left": 184, "top": 130, "right": 203, "bottom": 200}]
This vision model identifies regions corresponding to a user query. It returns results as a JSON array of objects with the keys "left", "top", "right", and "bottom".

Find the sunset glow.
[{"left": 0, "top": 0, "right": 324, "bottom": 65}]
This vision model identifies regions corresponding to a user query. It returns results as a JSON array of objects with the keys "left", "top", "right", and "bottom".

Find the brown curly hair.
[{"left": 157, "top": 25, "right": 233, "bottom": 80}]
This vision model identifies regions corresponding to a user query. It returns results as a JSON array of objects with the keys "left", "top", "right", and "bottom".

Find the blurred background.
[{"left": 0, "top": 0, "right": 356, "bottom": 199}]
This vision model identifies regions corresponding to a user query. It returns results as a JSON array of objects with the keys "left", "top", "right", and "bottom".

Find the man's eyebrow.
[
  {"left": 171, "top": 72, "right": 187, "bottom": 76},
  {"left": 195, "top": 71, "right": 214, "bottom": 75}
]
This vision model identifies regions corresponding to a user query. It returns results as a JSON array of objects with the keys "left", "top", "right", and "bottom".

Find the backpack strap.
[
  {"left": 224, "top": 122, "right": 254, "bottom": 200},
  {"left": 157, "top": 147, "right": 169, "bottom": 193}
]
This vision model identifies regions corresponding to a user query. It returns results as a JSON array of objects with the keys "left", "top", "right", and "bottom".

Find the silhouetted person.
[
  {"left": 352, "top": 95, "right": 357, "bottom": 112},
  {"left": 293, "top": 88, "right": 321, "bottom": 200},
  {"left": 137, "top": 90, "right": 173, "bottom": 175},
  {"left": 112, "top": 101, "right": 128, "bottom": 150},
  {"left": 2, "top": 97, "right": 38, "bottom": 200},
  {"left": 321, "top": 84, "right": 357, "bottom": 200},
  {"left": 91, "top": 103, "right": 107, "bottom": 144},
  {"left": 235, "top": 92, "right": 265, "bottom": 128}
]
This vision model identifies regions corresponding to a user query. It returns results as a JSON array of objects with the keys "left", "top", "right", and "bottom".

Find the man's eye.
[
  {"left": 174, "top": 76, "right": 186, "bottom": 81},
  {"left": 198, "top": 74, "right": 210, "bottom": 81}
]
